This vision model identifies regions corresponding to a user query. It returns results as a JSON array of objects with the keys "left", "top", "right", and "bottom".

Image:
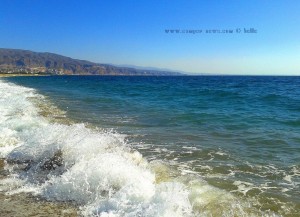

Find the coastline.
[
  {"left": 0, "top": 192, "right": 78, "bottom": 217},
  {"left": 0, "top": 73, "right": 49, "bottom": 77},
  {"left": 0, "top": 159, "right": 79, "bottom": 217},
  {"left": 0, "top": 76, "right": 299, "bottom": 216},
  {"left": 0, "top": 79, "right": 79, "bottom": 216}
]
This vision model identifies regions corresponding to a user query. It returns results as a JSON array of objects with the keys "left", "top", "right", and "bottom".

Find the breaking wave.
[{"left": 0, "top": 79, "right": 278, "bottom": 216}]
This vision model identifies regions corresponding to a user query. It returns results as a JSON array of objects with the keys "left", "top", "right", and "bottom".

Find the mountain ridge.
[{"left": 0, "top": 48, "right": 183, "bottom": 76}]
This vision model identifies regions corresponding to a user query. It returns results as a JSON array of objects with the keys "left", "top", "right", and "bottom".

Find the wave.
[{"left": 0, "top": 79, "right": 278, "bottom": 216}]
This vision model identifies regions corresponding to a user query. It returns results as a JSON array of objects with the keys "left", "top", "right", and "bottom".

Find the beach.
[
  {"left": 0, "top": 159, "right": 78, "bottom": 217},
  {"left": 0, "top": 76, "right": 299, "bottom": 216},
  {"left": 0, "top": 74, "right": 48, "bottom": 77}
]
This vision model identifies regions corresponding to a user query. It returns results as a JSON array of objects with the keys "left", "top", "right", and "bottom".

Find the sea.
[{"left": 0, "top": 75, "right": 299, "bottom": 217}]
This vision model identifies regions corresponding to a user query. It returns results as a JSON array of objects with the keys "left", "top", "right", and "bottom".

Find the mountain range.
[{"left": 0, "top": 48, "right": 183, "bottom": 76}]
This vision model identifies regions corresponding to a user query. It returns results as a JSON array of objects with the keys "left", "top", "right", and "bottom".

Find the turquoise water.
[{"left": 0, "top": 76, "right": 299, "bottom": 216}]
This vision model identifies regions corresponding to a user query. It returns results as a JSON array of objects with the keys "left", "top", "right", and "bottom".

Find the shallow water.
[{"left": 0, "top": 76, "right": 299, "bottom": 216}]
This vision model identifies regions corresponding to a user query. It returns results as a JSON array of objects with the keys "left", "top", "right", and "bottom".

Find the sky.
[{"left": 0, "top": 0, "right": 300, "bottom": 75}]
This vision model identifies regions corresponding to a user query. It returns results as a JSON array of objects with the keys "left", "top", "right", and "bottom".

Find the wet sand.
[
  {"left": 0, "top": 159, "right": 79, "bottom": 217},
  {"left": 0, "top": 81, "right": 78, "bottom": 217}
]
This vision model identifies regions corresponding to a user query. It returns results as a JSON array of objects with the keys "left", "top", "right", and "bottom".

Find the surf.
[{"left": 0, "top": 79, "right": 282, "bottom": 216}]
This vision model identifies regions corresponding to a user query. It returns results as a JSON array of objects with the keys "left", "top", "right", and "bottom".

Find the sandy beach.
[
  {"left": 0, "top": 78, "right": 78, "bottom": 216},
  {"left": 0, "top": 159, "right": 79, "bottom": 217},
  {"left": 0, "top": 74, "right": 48, "bottom": 77}
]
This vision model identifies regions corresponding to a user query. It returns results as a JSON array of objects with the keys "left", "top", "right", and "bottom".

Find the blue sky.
[{"left": 1, "top": 0, "right": 299, "bottom": 75}]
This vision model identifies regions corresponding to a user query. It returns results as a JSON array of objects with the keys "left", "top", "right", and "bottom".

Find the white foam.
[
  {"left": 283, "top": 175, "right": 292, "bottom": 183},
  {"left": 83, "top": 182, "right": 192, "bottom": 217},
  {"left": 0, "top": 176, "right": 25, "bottom": 192},
  {"left": 232, "top": 181, "right": 254, "bottom": 195},
  {"left": 215, "top": 151, "right": 227, "bottom": 156},
  {"left": 0, "top": 80, "right": 194, "bottom": 216},
  {"left": 0, "top": 79, "right": 275, "bottom": 216}
]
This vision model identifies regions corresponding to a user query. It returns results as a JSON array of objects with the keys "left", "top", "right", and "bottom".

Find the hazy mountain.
[
  {"left": 0, "top": 48, "right": 183, "bottom": 76},
  {"left": 112, "top": 64, "right": 187, "bottom": 73}
]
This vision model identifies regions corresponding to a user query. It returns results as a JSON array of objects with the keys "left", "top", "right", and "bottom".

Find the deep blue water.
[{"left": 3, "top": 75, "right": 300, "bottom": 215}]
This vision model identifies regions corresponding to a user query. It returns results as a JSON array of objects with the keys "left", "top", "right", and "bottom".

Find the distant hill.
[{"left": 0, "top": 48, "right": 183, "bottom": 76}]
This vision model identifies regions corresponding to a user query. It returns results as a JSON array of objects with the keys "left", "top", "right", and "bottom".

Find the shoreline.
[
  {"left": 0, "top": 73, "right": 50, "bottom": 77},
  {"left": 0, "top": 159, "right": 79, "bottom": 217},
  {"left": 0, "top": 192, "right": 79, "bottom": 217},
  {"left": 0, "top": 76, "right": 298, "bottom": 216}
]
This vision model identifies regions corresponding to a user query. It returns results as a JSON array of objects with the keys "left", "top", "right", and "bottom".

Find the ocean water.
[{"left": 0, "top": 75, "right": 299, "bottom": 216}]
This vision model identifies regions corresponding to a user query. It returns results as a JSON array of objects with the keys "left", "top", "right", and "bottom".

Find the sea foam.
[
  {"left": 0, "top": 80, "right": 194, "bottom": 216},
  {"left": 0, "top": 79, "right": 276, "bottom": 216}
]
